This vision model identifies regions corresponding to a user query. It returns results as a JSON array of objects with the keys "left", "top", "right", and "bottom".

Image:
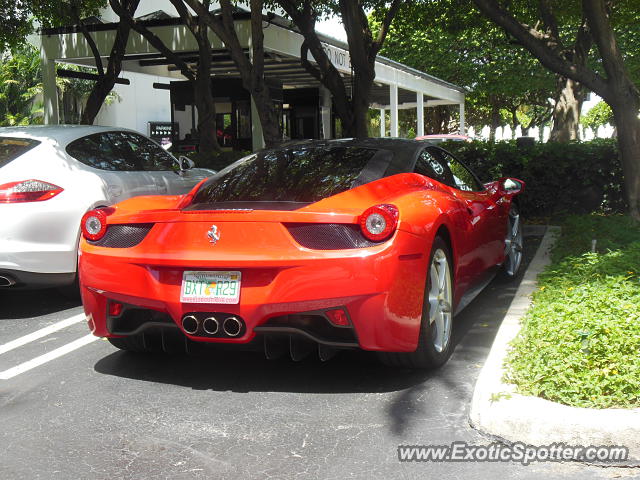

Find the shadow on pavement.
[
  {"left": 0, "top": 288, "right": 81, "bottom": 320},
  {"left": 94, "top": 347, "right": 434, "bottom": 394}
]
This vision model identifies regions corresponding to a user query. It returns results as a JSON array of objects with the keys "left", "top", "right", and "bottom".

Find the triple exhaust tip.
[
  {"left": 202, "top": 316, "right": 219, "bottom": 335},
  {"left": 181, "top": 315, "right": 242, "bottom": 337},
  {"left": 222, "top": 316, "right": 242, "bottom": 337},
  {"left": 182, "top": 315, "right": 199, "bottom": 334}
]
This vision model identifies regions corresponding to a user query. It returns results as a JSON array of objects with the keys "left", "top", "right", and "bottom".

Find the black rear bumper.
[{"left": 0, "top": 269, "right": 76, "bottom": 289}]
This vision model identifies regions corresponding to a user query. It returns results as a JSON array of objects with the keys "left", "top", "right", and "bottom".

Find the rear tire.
[
  {"left": 379, "top": 236, "right": 455, "bottom": 369},
  {"left": 501, "top": 203, "right": 523, "bottom": 279}
]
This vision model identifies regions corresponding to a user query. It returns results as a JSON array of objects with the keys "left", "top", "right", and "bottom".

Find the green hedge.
[
  {"left": 505, "top": 215, "right": 640, "bottom": 408},
  {"left": 443, "top": 139, "right": 626, "bottom": 218}
]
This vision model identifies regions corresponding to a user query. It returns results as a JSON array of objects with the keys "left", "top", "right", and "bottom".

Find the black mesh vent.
[
  {"left": 89, "top": 224, "right": 154, "bottom": 248},
  {"left": 284, "top": 223, "right": 383, "bottom": 250}
]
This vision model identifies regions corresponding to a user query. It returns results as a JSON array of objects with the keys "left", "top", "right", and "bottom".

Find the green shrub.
[
  {"left": 443, "top": 139, "right": 626, "bottom": 217},
  {"left": 505, "top": 215, "right": 640, "bottom": 409}
]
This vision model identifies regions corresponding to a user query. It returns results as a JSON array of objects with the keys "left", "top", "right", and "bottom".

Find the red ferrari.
[{"left": 79, "top": 139, "right": 524, "bottom": 369}]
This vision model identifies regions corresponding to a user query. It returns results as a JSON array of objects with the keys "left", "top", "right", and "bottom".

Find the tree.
[
  {"left": 182, "top": 0, "right": 283, "bottom": 147},
  {"left": 581, "top": 100, "right": 613, "bottom": 135},
  {"left": 276, "top": 0, "right": 403, "bottom": 138},
  {"left": 0, "top": 45, "right": 43, "bottom": 125},
  {"left": 110, "top": 0, "right": 221, "bottom": 153},
  {"left": 0, "top": 1, "right": 104, "bottom": 52},
  {"left": 472, "top": 0, "right": 640, "bottom": 219},
  {"left": 0, "top": 1, "right": 115, "bottom": 124},
  {"left": 374, "top": 1, "right": 556, "bottom": 140},
  {"left": 74, "top": 0, "right": 140, "bottom": 124}
]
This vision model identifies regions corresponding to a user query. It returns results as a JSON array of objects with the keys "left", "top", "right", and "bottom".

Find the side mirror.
[
  {"left": 179, "top": 156, "right": 195, "bottom": 171},
  {"left": 499, "top": 177, "right": 525, "bottom": 195}
]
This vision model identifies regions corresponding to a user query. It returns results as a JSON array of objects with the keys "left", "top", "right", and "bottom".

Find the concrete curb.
[{"left": 469, "top": 226, "right": 640, "bottom": 465}]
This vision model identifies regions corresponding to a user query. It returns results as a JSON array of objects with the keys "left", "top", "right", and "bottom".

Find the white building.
[{"left": 39, "top": 2, "right": 466, "bottom": 151}]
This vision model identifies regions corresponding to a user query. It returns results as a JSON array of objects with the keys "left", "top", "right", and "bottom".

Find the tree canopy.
[
  {"left": 0, "top": 1, "right": 106, "bottom": 51},
  {"left": 373, "top": 0, "right": 555, "bottom": 137}
]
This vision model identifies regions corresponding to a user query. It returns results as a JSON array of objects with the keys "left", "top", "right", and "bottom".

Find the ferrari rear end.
[{"left": 79, "top": 141, "right": 434, "bottom": 358}]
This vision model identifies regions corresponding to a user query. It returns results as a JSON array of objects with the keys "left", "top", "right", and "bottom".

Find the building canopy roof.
[{"left": 41, "top": 8, "right": 465, "bottom": 108}]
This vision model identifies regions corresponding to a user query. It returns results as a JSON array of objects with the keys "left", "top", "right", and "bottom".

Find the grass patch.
[{"left": 505, "top": 214, "right": 640, "bottom": 409}]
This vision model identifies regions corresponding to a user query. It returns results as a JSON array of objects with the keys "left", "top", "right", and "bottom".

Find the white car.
[{"left": 0, "top": 125, "right": 215, "bottom": 289}]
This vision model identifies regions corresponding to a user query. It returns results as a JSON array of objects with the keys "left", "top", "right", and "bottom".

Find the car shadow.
[
  {"left": 0, "top": 288, "right": 81, "bottom": 320},
  {"left": 94, "top": 347, "right": 434, "bottom": 394}
]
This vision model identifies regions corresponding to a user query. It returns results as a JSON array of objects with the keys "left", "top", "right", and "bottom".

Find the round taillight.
[
  {"left": 81, "top": 209, "right": 108, "bottom": 241},
  {"left": 359, "top": 204, "right": 399, "bottom": 242}
]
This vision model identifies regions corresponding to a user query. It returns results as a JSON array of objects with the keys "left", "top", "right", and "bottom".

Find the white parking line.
[
  {"left": 0, "top": 313, "right": 87, "bottom": 356},
  {"left": 0, "top": 334, "right": 99, "bottom": 380}
]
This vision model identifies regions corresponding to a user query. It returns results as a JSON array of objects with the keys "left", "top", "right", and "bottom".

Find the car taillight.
[
  {"left": 359, "top": 204, "right": 399, "bottom": 242},
  {"left": 81, "top": 209, "right": 109, "bottom": 241},
  {"left": 0, "top": 179, "right": 63, "bottom": 203}
]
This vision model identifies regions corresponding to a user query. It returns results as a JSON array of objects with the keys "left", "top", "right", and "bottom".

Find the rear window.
[
  {"left": 0, "top": 137, "right": 40, "bottom": 168},
  {"left": 66, "top": 132, "right": 177, "bottom": 171},
  {"left": 188, "top": 146, "right": 381, "bottom": 209}
]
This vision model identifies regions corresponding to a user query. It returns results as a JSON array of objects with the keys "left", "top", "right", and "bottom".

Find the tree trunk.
[
  {"left": 194, "top": 66, "right": 220, "bottom": 153},
  {"left": 82, "top": 82, "right": 114, "bottom": 125},
  {"left": 193, "top": 9, "right": 220, "bottom": 154},
  {"left": 276, "top": 0, "right": 401, "bottom": 141},
  {"left": 549, "top": 76, "right": 583, "bottom": 142},
  {"left": 248, "top": 0, "right": 281, "bottom": 147},
  {"left": 511, "top": 108, "right": 518, "bottom": 139},
  {"left": 81, "top": 0, "right": 140, "bottom": 125},
  {"left": 350, "top": 71, "right": 375, "bottom": 138},
  {"left": 612, "top": 101, "right": 640, "bottom": 220},
  {"left": 489, "top": 103, "right": 500, "bottom": 142}
]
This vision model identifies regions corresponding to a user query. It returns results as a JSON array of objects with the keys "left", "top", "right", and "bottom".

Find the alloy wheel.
[
  {"left": 503, "top": 206, "right": 523, "bottom": 276},
  {"left": 428, "top": 249, "right": 452, "bottom": 353}
]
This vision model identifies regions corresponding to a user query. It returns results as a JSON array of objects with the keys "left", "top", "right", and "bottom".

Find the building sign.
[
  {"left": 320, "top": 43, "right": 351, "bottom": 73},
  {"left": 148, "top": 122, "right": 178, "bottom": 147},
  {"left": 323, "top": 44, "right": 350, "bottom": 70}
]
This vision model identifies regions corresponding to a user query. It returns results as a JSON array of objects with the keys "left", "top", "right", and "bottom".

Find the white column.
[
  {"left": 416, "top": 92, "right": 424, "bottom": 137},
  {"left": 41, "top": 47, "right": 59, "bottom": 125},
  {"left": 250, "top": 95, "right": 265, "bottom": 151},
  {"left": 390, "top": 84, "right": 398, "bottom": 137},
  {"left": 459, "top": 102, "right": 466, "bottom": 135},
  {"left": 379, "top": 108, "right": 385, "bottom": 137},
  {"left": 320, "top": 87, "right": 332, "bottom": 139}
]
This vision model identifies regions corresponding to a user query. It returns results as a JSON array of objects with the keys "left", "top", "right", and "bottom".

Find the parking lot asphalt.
[{"left": 0, "top": 234, "right": 637, "bottom": 479}]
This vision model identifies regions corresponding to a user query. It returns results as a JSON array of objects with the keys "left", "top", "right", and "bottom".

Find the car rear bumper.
[
  {"left": 0, "top": 203, "right": 80, "bottom": 276},
  {"left": 79, "top": 229, "right": 431, "bottom": 352},
  {"left": 0, "top": 269, "right": 76, "bottom": 289}
]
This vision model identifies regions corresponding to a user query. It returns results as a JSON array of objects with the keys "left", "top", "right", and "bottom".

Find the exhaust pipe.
[
  {"left": 181, "top": 315, "right": 199, "bottom": 335},
  {"left": 0, "top": 275, "right": 15, "bottom": 287},
  {"left": 223, "top": 316, "right": 242, "bottom": 337},
  {"left": 202, "top": 316, "right": 219, "bottom": 335}
]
